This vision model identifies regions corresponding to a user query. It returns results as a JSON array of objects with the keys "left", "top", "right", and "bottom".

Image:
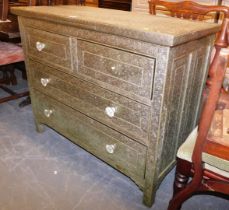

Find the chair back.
[
  {"left": 0, "top": 0, "right": 9, "bottom": 21},
  {"left": 192, "top": 17, "right": 229, "bottom": 168},
  {"left": 149, "top": 0, "right": 229, "bottom": 22},
  {"left": 0, "top": 0, "right": 37, "bottom": 21}
]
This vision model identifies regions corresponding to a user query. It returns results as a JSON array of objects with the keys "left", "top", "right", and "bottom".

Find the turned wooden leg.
[
  {"left": 1, "top": 66, "right": 10, "bottom": 85},
  {"left": 173, "top": 158, "right": 192, "bottom": 196},
  {"left": 21, "top": 69, "right": 27, "bottom": 80},
  {"left": 15, "top": 62, "right": 27, "bottom": 80},
  {"left": 8, "top": 64, "right": 17, "bottom": 85},
  {"left": 168, "top": 158, "right": 202, "bottom": 210},
  {"left": 167, "top": 158, "right": 192, "bottom": 210},
  {"left": 20, "top": 62, "right": 27, "bottom": 80},
  {"left": 3, "top": 71, "right": 10, "bottom": 85}
]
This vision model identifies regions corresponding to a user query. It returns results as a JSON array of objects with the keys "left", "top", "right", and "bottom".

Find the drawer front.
[
  {"left": 75, "top": 40, "right": 155, "bottom": 100},
  {"left": 30, "top": 60, "right": 150, "bottom": 144},
  {"left": 32, "top": 90, "right": 147, "bottom": 181},
  {"left": 25, "top": 27, "right": 72, "bottom": 71}
]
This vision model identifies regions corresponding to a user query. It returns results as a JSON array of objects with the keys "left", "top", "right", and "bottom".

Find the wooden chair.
[
  {"left": 0, "top": 0, "right": 37, "bottom": 104},
  {"left": 0, "top": 0, "right": 8, "bottom": 21},
  {"left": 167, "top": 18, "right": 229, "bottom": 210},
  {"left": 0, "top": 41, "right": 29, "bottom": 103},
  {"left": 148, "top": 0, "right": 229, "bottom": 22},
  {"left": 0, "top": 0, "right": 85, "bottom": 105},
  {"left": 148, "top": 1, "right": 229, "bottom": 209},
  {"left": 1, "top": 0, "right": 34, "bottom": 20}
]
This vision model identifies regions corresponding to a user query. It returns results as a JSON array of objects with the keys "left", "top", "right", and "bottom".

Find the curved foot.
[
  {"left": 168, "top": 179, "right": 200, "bottom": 210},
  {"left": 168, "top": 199, "right": 182, "bottom": 210}
]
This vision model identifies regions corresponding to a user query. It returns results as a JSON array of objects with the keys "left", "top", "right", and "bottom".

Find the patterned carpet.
[{"left": 0, "top": 70, "right": 228, "bottom": 210}]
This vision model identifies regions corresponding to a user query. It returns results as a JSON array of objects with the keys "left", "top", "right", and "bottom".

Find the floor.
[{"left": 0, "top": 70, "right": 228, "bottom": 210}]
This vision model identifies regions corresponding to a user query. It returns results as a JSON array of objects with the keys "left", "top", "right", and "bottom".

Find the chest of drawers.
[{"left": 12, "top": 6, "right": 219, "bottom": 207}]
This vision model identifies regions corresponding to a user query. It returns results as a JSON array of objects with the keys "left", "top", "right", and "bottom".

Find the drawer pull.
[
  {"left": 36, "top": 41, "right": 46, "bottom": 52},
  {"left": 105, "top": 106, "right": 116, "bottom": 118},
  {"left": 43, "top": 109, "right": 54, "bottom": 118},
  {"left": 105, "top": 144, "right": 116, "bottom": 154},
  {"left": 40, "top": 78, "right": 50, "bottom": 87}
]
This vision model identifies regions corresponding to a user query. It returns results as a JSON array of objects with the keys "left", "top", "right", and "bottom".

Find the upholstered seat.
[
  {"left": 0, "top": 42, "right": 24, "bottom": 65},
  {"left": 0, "top": 41, "right": 28, "bottom": 103},
  {"left": 177, "top": 127, "right": 229, "bottom": 178}
]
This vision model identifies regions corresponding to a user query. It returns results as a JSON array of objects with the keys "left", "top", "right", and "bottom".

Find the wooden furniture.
[
  {"left": 0, "top": 0, "right": 81, "bottom": 43},
  {"left": 12, "top": 5, "right": 220, "bottom": 206},
  {"left": 147, "top": 2, "right": 229, "bottom": 208},
  {"left": 0, "top": 0, "right": 34, "bottom": 103},
  {"left": 0, "top": 41, "right": 29, "bottom": 103},
  {"left": 0, "top": 0, "right": 8, "bottom": 20},
  {"left": 132, "top": 0, "right": 225, "bottom": 14},
  {"left": 0, "top": 0, "right": 37, "bottom": 42},
  {"left": 168, "top": 16, "right": 229, "bottom": 210},
  {"left": 148, "top": 0, "right": 229, "bottom": 22},
  {"left": 99, "top": 0, "right": 131, "bottom": 11},
  {"left": 85, "top": 0, "right": 97, "bottom": 7},
  {"left": 50, "top": 0, "right": 86, "bottom": 5}
]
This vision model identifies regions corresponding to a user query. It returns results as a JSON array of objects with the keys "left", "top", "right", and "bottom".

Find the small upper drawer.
[
  {"left": 74, "top": 40, "right": 155, "bottom": 100},
  {"left": 25, "top": 27, "right": 72, "bottom": 71}
]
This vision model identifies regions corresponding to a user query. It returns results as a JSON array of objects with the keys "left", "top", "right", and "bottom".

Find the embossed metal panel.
[
  {"left": 25, "top": 27, "right": 73, "bottom": 71},
  {"left": 30, "top": 60, "right": 150, "bottom": 145},
  {"left": 14, "top": 6, "right": 217, "bottom": 207},
  {"left": 32, "top": 89, "right": 147, "bottom": 182},
  {"left": 75, "top": 40, "right": 156, "bottom": 100}
]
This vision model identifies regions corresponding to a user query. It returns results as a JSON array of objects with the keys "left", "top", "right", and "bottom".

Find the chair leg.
[
  {"left": 19, "top": 96, "right": 31, "bottom": 108},
  {"left": 173, "top": 158, "right": 192, "bottom": 196},
  {"left": 3, "top": 71, "right": 10, "bottom": 84},
  {"left": 15, "top": 62, "right": 27, "bottom": 80},
  {"left": 21, "top": 69, "right": 27, "bottom": 80},
  {"left": 168, "top": 162, "right": 203, "bottom": 210},
  {"left": 167, "top": 158, "right": 192, "bottom": 210},
  {"left": 8, "top": 64, "right": 17, "bottom": 85},
  {"left": 0, "top": 66, "right": 10, "bottom": 85}
]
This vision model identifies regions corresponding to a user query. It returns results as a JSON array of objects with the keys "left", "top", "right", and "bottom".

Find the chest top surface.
[{"left": 11, "top": 5, "right": 219, "bottom": 46}]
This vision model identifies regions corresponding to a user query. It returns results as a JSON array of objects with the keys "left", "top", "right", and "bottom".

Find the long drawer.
[
  {"left": 29, "top": 60, "right": 150, "bottom": 145},
  {"left": 32, "top": 89, "right": 147, "bottom": 184}
]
